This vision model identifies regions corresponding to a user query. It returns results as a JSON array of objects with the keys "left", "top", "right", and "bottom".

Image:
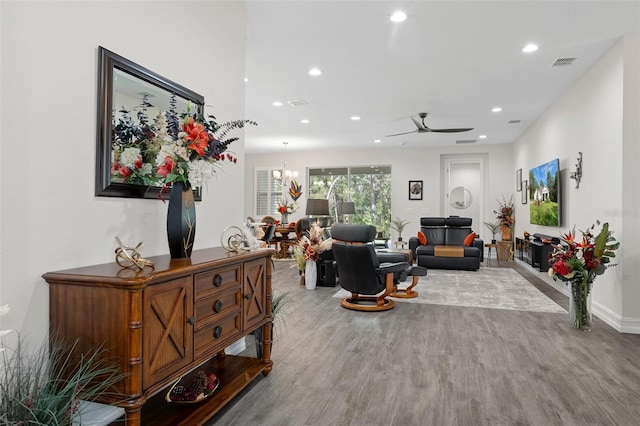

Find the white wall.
[
  {"left": 245, "top": 143, "right": 513, "bottom": 243},
  {"left": 0, "top": 2, "right": 247, "bottom": 343},
  {"left": 513, "top": 36, "right": 640, "bottom": 332}
]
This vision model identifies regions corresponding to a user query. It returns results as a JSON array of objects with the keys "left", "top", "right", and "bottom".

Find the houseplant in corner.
[
  {"left": 548, "top": 221, "right": 619, "bottom": 330},
  {"left": 391, "top": 217, "right": 410, "bottom": 242}
]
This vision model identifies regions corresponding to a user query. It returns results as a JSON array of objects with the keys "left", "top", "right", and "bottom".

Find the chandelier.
[{"left": 272, "top": 141, "right": 298, "bottom": 186}]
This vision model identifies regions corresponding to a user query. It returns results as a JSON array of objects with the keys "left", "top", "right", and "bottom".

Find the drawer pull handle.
[
  {"left": 213, "top": 326, "right": 223, "bottom": 339},
  {"left": 187, "top": 317, "right": 196, "bottom": 325},
  {"left": 213, "top": 274, "right": 223, "bottom": 287},
  {"left": 244, "top": 294, "right": 251, "bottom": 300},
  {"left": 213, "top": 300, "right": 223, "bottom": 313}
]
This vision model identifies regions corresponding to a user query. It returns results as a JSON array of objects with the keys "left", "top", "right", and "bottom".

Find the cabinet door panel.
[
  {"left": 243, "top": 258, "right": 267, "bottom": 331},
  {"left": 143, "top": 277, "right": 193, "bottom": 388}
]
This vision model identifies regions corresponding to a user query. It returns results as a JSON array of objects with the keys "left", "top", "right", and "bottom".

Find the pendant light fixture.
[{"left": 272, "top": 141, "right": 298, "bottom": 186}]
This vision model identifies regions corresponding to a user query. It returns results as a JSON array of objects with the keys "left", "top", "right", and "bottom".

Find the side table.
[
  {"left": 484, "top": 243, "right": 498, "bottom": 266},
  {"left": 395, "top": 240, "right": 408, "bottom": 249},
  {"left": 497, "top": 240, "right": 514, "bottom": 262}
]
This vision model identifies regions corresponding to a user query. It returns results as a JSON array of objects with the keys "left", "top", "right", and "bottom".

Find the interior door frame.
[{"left": 441, "top": 154, "right": 487, "bottom": 234}]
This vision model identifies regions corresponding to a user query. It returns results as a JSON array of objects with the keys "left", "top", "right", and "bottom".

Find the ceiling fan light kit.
[{"left": 385, "top": 112, "right": 473, "bottom": 138}]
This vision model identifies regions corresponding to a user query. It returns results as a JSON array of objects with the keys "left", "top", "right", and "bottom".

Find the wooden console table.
[{"left": 43, "top": 247, "right": 274, "bottom": 426}]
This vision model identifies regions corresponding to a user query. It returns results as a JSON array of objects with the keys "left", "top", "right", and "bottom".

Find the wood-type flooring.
[{"left": 206, "top": 261, "right": 640, "bottom": 426}]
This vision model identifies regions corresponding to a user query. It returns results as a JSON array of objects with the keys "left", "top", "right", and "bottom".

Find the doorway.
[{"left": 443, "top": 157, "right": 484, "bottom": 234}]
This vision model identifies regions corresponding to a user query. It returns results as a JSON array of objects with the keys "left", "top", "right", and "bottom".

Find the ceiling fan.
[{"left": 385, "top": 112, "right": 473, "bottom": 137}]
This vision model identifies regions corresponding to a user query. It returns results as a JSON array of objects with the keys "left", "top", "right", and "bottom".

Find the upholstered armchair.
[{"left": 331, "top": 224, "right": 426, "bottom": 311}]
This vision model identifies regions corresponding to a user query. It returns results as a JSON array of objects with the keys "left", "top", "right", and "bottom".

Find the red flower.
[
  {"left": 278, "top": 205, "right": 287, "bottom": 214},
  {"left": 118, "top": 165, "right": 132, "bottom": 178},
  {"left": 552, "top": 260, "right": 571, "bottom": 276},
  {"left": 134, "top": 156, "right": 143, "bottom": 169},
  {"left": 183, "top": 118, "right": 209, "bottom": 156},
  {"left": 157, "top": 156, "right": 175, "bottom": 177}
]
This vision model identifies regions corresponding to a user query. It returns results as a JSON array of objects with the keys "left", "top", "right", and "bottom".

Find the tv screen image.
[{"left": 529, "top": 158, "right": 560, "bottom": 226}]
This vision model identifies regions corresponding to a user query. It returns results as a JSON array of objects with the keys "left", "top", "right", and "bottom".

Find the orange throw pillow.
[
  {"left": 417, "top": 231, "right": 427, "bottom": 245},
  {"left": 463, "top": 232, "right": 476, "bottom": 247}
]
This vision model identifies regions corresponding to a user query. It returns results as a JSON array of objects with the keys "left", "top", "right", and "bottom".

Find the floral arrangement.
[
  {"left": 294, "top": 223, "right": 332, "bottom": 264},
  {"left": 493, "top": 194, "right": 515, "bottom": 228},
  {"left": 111, "top": 95, "right": 256, "bottom": 189},
  {"left": 288, "top": 180, "right": 303, "bottom": 201},
  {"left": 548, "top": 221, "right": 619, "bottom": 329},
  {"left": 548, "top": 221, "right": 619, "bottom": 284},
  {"left": 277, "top": 198, "right": 297, "bottom": 216}
]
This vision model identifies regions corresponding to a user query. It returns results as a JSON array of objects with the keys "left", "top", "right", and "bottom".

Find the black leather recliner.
[{"left": 331, "top": 224, "right": 427, "bottom": 310}]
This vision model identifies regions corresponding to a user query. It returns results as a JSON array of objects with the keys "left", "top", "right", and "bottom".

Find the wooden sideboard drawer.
[
  {"left": 194, "top": 265, "right": 241, "bottom": 299},
  {"left": 195, "top": 312, "right": 241, "bottom": 357},
  {"left": 195, "top": 287, "right": 241, "bottom": 331}
]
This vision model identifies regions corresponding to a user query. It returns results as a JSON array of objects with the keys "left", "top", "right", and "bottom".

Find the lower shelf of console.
[{"left": 116, "top": 355, "right": 270, "bottom": 426}]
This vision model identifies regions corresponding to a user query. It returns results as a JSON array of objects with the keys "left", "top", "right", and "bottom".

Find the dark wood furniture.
[
  {"left": 516, "top": 234, "right": 558, "bottom": 272},
  {"left": 43, "top": 247, "right": 274, "bottom": 426}
]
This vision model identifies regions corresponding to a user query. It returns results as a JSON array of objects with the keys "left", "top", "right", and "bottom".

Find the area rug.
[{"left": 333, "top": 267, "right": 566, "bottom": 313}]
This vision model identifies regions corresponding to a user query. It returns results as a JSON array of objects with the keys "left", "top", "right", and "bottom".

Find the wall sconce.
[
  {"left": 272, "top": 141, "right": 299, "bottom": 186},
  {"left": 570, "top": 152, "right": 582, "bottom": 189}
]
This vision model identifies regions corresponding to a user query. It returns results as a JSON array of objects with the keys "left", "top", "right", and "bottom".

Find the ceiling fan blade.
[
  {"left": 411, "top": 116, "right": 427, "bottom": 131},
  {"left": 385, "top": 130, "right": 418, "bottom": 137},
  {"left": 429, "top": 127, "right": 474, "bottom": 133}
]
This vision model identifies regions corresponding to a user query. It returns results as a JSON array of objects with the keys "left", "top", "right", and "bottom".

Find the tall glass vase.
[
  {"left": 167, "top": 181, "right": 196, "bottom": 258},
  {"left": 281, "top": 213, "right": 288, "bottom": 224},
  {"left": 569, "top": 278, "right": 592, "bottom": 330},
  {"left": 305, "top": 260, "right": 317, "bottom": 290}
]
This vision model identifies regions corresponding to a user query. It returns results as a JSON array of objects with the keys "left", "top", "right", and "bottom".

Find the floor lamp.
[
  {"left": 336, "top": 201, "right": 355, "bottom": 223},
  {"left": 306, "top": 199, "right": 330, "bottom": 226}
]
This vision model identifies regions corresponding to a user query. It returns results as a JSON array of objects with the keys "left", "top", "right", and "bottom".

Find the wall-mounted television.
[{"left": 529, "top": 158, "right": 560, "bottom": 226}]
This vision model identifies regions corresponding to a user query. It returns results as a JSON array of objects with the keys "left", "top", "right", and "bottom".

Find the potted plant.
[
  {"left": 483, "top": 221, "right": 501, "bottom": 244},
  {"left": 391, "top": 217, "right": 410, "bottom": 241},
  {"left": 254, "top": 291, "right": 291, "bottom": 358},
  {"left": 493, "top": 194, "right": 515, "bottom": 240}
]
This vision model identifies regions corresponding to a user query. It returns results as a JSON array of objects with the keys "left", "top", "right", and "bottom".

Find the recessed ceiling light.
[
  {"left": 479, "top": 135, "right": 487, "bottom": 139},
  {"left": 272, "top": 101, "right": 283, "bottom": 107},
  {"left": 244, "top": 77, "right": 249, "bottom": 83},
  {"left": 350, "top": 116, "right": 361, "bottom": 121},
  {"left": 522, "top": 43, "right": 539, "bottom": 53},
  {"left": 308, "top": 68, "right": 322, "bottom": 76},
  {"left": 390, "top": 11, "right": 407, "bottom": 22},
  {"left": 300, "top": 119, "right": 310, "bottom": 124},
  {"left": 374, "top": 139, "right": 381, "bottom": 143},
  {"left": 492, "top": 107, "right": 502, "bottom": 113}
]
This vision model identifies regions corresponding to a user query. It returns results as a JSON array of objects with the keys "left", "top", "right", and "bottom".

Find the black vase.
[{"left": 167, "top": 181, "right": 196, "bottom": 258}]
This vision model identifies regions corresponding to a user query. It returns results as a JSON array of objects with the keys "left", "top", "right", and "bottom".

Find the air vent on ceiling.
[
  {"left": 552, "top": 57, "right": 577, "bottom": 67},
  {"left": 455, "top": 139, "right": 476, "bottom": 144},
  {"left": 287, "top": 99, "right": 308, "bottom": 107},
  {"left": 508, "top": 120, "right": 522, "bottom": 124}
]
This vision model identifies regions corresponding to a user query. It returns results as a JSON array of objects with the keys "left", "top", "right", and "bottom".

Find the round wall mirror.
[{"left": 449, "top": 186, "right": 473, "bottom": 209}]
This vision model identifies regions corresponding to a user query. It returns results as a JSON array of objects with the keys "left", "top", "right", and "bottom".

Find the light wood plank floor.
[{"left": 207, "top": 261, "right": 640, "bottom": 425}]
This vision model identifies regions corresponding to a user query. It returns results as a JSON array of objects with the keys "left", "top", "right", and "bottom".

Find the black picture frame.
[
  {"left": 409, "top": 180, "right": 423, "bottom": 200},
  {"left": 521, "top": 180, "right": 528, "bottom": 204},
  {"left": 96, "top": 46, "right": 204, "bottom": 200},
  {"left": 516, "top": 168, "right": 522, "bottom": 192}
]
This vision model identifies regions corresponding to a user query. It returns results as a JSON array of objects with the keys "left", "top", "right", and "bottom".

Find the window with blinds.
[{"left": 255, "top": 168, "right": 284, "bottom": 217}]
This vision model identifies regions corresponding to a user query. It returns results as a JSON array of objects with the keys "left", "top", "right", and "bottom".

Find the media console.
[
  {"left": 43, "top": 247, "right": 274, "bottom": 426},
  {"left": 516, "top": 234, "right": 559, "bottom": 272}
]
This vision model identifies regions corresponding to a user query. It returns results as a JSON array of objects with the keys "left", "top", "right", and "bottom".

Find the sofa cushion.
[
  {"left": 422, "top": 227, "right": 446, "bottom": 246},
  {"left": 445, "top": 227, "right": 472, "bottom": 246},
  {"left": 417, "top": 231, "right": 427, "bottom": 245},
  {"left": 463, "top": 232, "right": 476, "bottom": 247}
]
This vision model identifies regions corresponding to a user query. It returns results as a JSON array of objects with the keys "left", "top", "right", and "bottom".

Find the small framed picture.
[
  {"left": 516, "top": 169, "right": 522, "bottom": 192},
  {"left": 521, "top": 180, "right": 528, "bottom": 204},
  {"left": 409, "top": 180, "right": 423, "bottom": 200}
]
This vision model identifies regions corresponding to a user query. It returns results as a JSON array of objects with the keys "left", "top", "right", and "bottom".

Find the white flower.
[
  {"left": 120, "top": 147, "right": 141, "bottom": 168},
  {"left": 188, "top": 159, "right": 216, "bottom": 188},
  {"left": 156, "top": 145, "right": 175, "bottom": 166},
  {"left": 140, "top": 163, "right": 153, "bottom": 176}
]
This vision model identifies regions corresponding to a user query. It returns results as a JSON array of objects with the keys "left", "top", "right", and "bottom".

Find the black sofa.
[{"left": 408, "top": 217, "right": 483, "bottom": 271}]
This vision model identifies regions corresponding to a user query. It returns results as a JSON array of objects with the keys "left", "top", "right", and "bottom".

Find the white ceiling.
[{"left": 243, "top": 1, "right": 639, "bottom": 154}]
